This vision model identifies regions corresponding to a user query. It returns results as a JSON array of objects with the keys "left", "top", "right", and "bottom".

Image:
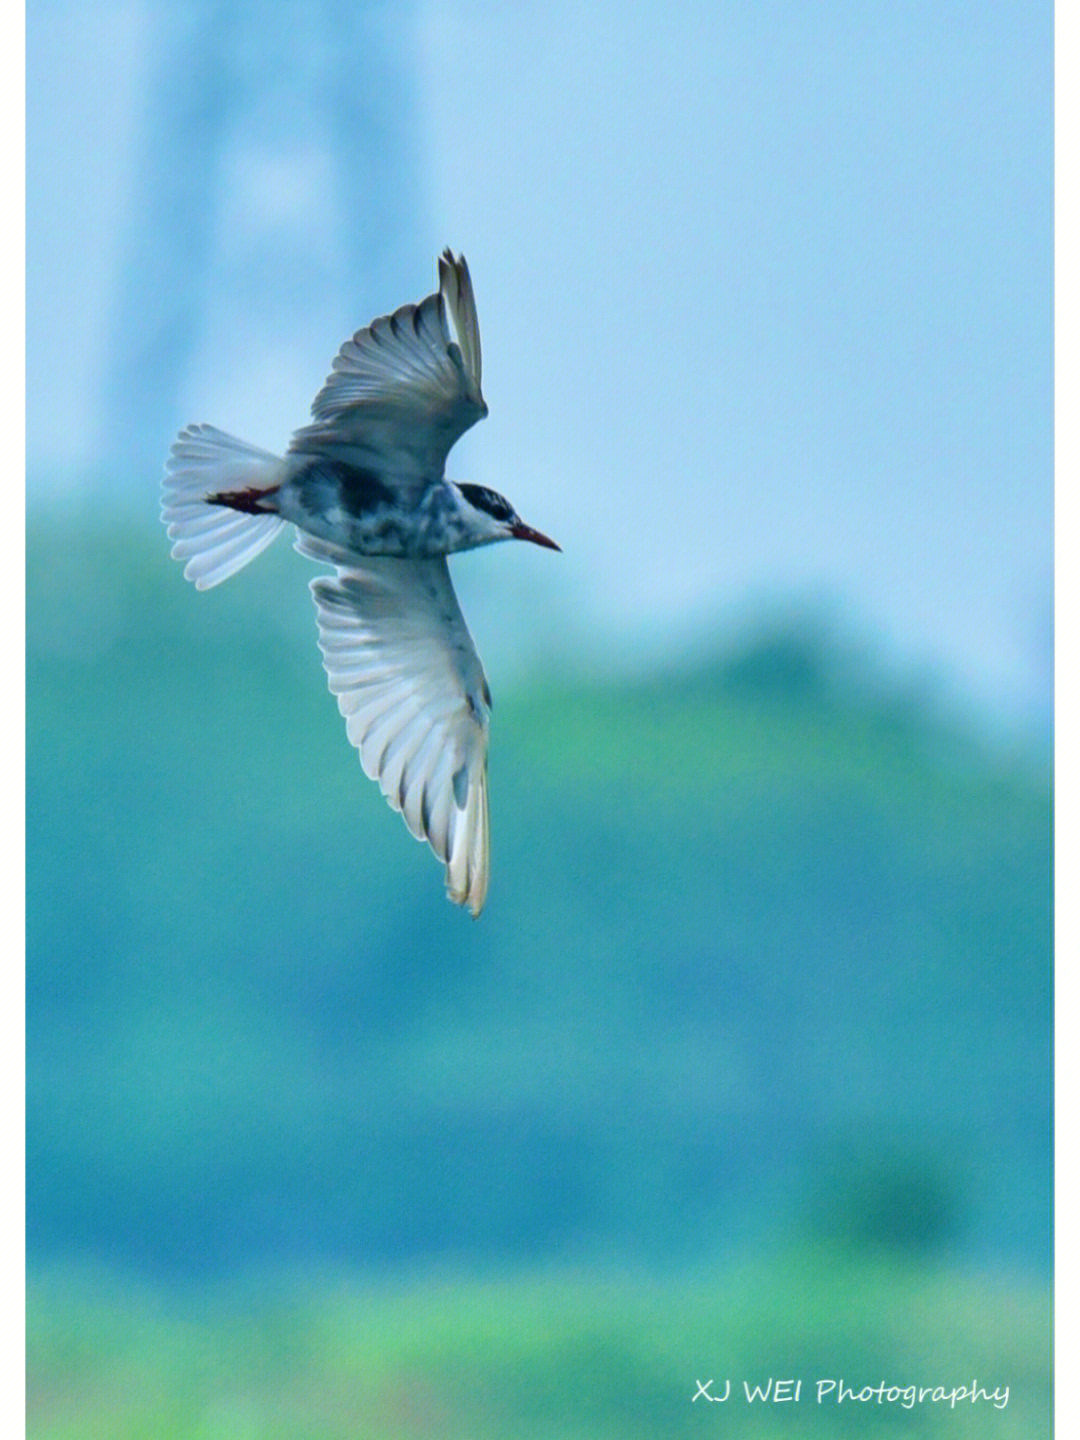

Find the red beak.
[{"left": 511, "top": 522, "right": 561, "bottom": 551}]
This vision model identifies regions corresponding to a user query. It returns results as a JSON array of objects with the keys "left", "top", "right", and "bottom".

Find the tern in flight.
[{"left": 162, "top": 251, "right": 559, "bottom": 916}]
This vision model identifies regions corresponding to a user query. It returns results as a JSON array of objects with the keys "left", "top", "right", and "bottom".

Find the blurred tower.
[{"left": 100, "top": 0, "right": 423, "bottom": 497}]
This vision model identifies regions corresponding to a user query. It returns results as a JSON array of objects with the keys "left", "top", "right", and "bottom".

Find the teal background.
[
  {"left": 27, "top": 1, "right": 1051, "bottom": 1434},
  {"left": 26, "top": 520, "right": 1051, "bottom": 1435}
]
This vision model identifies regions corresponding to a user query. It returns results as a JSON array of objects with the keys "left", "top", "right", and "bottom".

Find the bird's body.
[
  {"left": 263, "top": 456, "right": 520, "bottom": 560},
  {"left": 162, "top": 251, "right": 558, "bottom": 916}
]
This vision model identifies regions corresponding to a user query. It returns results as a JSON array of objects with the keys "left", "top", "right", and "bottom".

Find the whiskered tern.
[{"left": 162, "top": 251, "right": 559, "bottom": 916}]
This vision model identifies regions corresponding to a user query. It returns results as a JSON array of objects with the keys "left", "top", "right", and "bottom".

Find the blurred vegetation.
[
  {"left": 27, "top": 516, "right": 1050, "bottom": 1427},
  {"left": 27, "top": 1253, "right": 1049, "bottom": 1439}
]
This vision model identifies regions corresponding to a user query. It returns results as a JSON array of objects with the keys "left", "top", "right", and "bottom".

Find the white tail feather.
[{"left": 162, "top": 424, "right": 286, "bottom": 589}]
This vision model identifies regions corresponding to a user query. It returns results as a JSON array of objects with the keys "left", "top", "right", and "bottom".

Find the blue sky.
[{"left": 27, "top": 0, "right": 1052, "bottom": 724}]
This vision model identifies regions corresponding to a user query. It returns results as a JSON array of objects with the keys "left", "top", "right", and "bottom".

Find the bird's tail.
[{"left": 162, "top": 424, "right": 287, "bottom": 589}]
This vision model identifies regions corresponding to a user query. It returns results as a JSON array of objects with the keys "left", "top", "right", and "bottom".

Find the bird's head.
[{"left": 456, "top": 483, "right": 561, "bottom": 551}]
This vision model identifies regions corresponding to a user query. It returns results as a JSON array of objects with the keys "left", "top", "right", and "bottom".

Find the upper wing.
[
  {"left": 290, "top": 250, "right": 487, "bottom": 479},
  {"left": 298, "top": 533, "right": 492, "bottom": 916}
]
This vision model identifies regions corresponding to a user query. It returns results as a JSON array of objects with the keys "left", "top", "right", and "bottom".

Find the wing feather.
[
  {"left": 438, "top": 248, "right": 482, "bottom": 389},
  {"left": 291, "top": 253, "right": 487, "bottom": 480},
  {"left": 306, "top": 549, "right": 492, "bottom": 916}
]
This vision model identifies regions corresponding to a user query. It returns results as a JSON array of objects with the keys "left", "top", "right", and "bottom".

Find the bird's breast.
[{"left": 279, "top": 457, "right": 462, "bottom": 559}]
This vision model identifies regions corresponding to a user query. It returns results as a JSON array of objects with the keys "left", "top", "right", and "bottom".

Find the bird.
[{"left": 161, "top": 250, "right": 559, "bottom": 917}]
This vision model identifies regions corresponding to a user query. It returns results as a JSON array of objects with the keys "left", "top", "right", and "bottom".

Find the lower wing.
[{"left": 298, "top": 533, "right": 492, "bottom": 916}]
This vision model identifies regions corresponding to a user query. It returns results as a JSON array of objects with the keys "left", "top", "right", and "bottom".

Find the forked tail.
[{"left": 162, "top": 424, "right": 287, "bottom": 589}]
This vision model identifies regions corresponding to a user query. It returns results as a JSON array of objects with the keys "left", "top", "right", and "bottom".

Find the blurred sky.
[{"left": 26, "top": 0, "right": 1052, "bottom": 723}]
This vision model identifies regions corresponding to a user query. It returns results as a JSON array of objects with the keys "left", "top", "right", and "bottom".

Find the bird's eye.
[{"left": 460, "top": 484, "right": 512, "bottom": 521}]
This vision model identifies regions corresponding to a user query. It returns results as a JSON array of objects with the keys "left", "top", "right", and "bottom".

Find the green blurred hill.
[
  {"left": 27, "top": 519, "right": 1051, "bottom": 1276},
  {"left": 28, "top": 1255, "right": 1050, "bottom": 1440}
]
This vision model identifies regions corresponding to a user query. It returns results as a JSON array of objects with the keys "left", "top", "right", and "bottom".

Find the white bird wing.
[
  {"left": 298, "top": 533, "right": 492, "bottom": 916},
  {"left": 290, "top": 250, "right": 487, "bottom": 480}
]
